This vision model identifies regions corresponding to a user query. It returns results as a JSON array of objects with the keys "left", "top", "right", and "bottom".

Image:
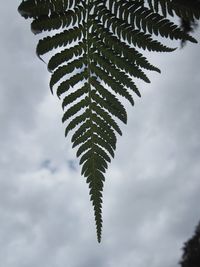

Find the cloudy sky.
[{"left": 1, "top": 1, "right": 200, "bottom": 267}]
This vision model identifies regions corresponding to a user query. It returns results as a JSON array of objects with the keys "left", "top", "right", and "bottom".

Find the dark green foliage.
[
  {"left": 179, "top": 0, "right": 200, "bottom": 46},
  {"left": 180, "top": 221, "right": 200, "bottom": 267},
  {"left": 18, "top": 0, "right": 199, "bottom": 242}
]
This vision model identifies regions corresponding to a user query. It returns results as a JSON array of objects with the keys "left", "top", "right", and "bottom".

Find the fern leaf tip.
[{"left": 97, "top": 235, "right": 101, "bottom": 243}]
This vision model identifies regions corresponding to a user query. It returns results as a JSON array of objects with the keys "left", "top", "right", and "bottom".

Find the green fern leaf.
[{"left": 18, "top": 0, "right": 199, "bottom": 242}]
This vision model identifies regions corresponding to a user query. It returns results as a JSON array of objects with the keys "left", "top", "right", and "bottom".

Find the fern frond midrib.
[{"left": 85, "top": 0, "right": 103, "bottom": 243}]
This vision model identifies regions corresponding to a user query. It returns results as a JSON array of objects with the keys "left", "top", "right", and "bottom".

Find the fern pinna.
[{"left": 18, "top": 0, "right": 199, "bottom": 242}]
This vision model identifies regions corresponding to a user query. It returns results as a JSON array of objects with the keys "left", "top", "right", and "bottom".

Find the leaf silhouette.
[{"left": 18, "top": 0, "right": 199, "bottom": 242}]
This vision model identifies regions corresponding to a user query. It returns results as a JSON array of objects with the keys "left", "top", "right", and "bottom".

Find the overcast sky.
[{"left": 0, "top": 1, "right": 200, "bottom": 267}]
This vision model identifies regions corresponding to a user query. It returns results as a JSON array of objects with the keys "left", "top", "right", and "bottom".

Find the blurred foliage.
[{"left": 180, "top": 221, "right": 200, "bottom": 267}]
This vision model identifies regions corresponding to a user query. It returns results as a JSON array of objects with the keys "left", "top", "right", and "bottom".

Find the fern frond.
[
  {"left": 18, "top": 0, "right": 199, "bottom": 242},
  {"left": 147, "top": 0, "right": 200, "bottom": 20}
]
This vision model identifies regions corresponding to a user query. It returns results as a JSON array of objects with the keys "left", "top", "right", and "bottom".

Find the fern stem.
[{"left": 85, "top": 0, "right": 102, "bottom": 243}]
